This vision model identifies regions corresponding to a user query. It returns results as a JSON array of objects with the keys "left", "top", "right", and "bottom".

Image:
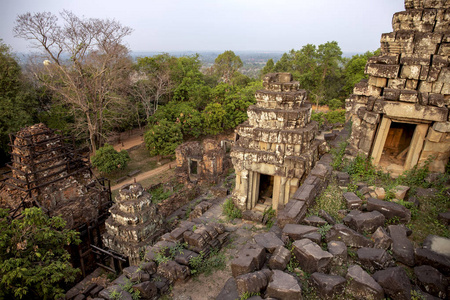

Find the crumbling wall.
[
  {"left": 0, "top": 123, "right": 110, "bottom": 228},
  {"left": 346, "top": 0, "right": 450, "bottom": 174},
  {"left": 175, "top": 139, "right": 230, "bottom": 184}
]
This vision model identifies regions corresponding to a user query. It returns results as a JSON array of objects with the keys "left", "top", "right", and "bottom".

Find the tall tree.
[
  {"left": 214, "top": 50, "right": 243, "bottom": 84},
  {"left": 0, "top": 40, "right": 37, "bottom": 162},
  {"left": 14, "top": 11, "right": 133, "bottom": 153}
]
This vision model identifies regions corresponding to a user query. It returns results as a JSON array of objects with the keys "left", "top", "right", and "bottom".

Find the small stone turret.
[
  {"left": 103, "top": 183, "right": 164, "bottom": 265},
  {"left": 230, "top": 73, "right": 321, "bottom": 212}
]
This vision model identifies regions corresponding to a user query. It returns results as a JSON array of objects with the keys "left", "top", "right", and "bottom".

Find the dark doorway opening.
[
  {"left": 189, "top": 160, "right": 198, "bottom": 175},
  {"left": 258, "top": 174, "right": 274, "bottom": 204},
  {"left": 380, "top": 122, "right": 416, "bottom": 167}
]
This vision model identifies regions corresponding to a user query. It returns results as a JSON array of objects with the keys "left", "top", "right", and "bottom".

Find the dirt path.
[
  {"left": 111, "top": 162, "right": 176, "bottom": 191},
  {"left": 113, "top": 134, "right": 144, "bottom": 152}
]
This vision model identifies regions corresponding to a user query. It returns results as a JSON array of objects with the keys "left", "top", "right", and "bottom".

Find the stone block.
[
  {"left": 311, "top": 272, "right": 346, "bottom": 300},
  {"left": 174, "top": 249, "right": 199, "bottom": 266},
  {"left": 277, "top": 200, "right": 306, "bottom": 228},
  {"left": 254, "top": 232, "right": 284, "bottom": 253},
  {"left": 388, "top": 225, "right": 415, "bottom": 267},
  {"left": 327, "top": 240, "right": 347, "bottom": 266},
  {"left": 310, "top": 163, "right": 332, "bottom": 180},
  {"left": 231, "top": 244, "right": 266, "bottom": 277},
  {"left": 365, "top": 64, "right": 400, "bottom": 78},
  {"left": 325, "top": 224, "right": 374, "bottom": 248},
  {"left": 157, "top": 260, "right": 190, "bottom": 282},
  {"left": 216, "top": 277, "right": 239, "bottom": 300},
  {"left": 343, "top": 192, "right": 363, "bottom": 209},
  {"left": 292, "top": 184, "right": 316, "bottom": 203},
  {"left": 282, "top": 224, "right": 318, "bottom": 241},
  {"left": 399, "top": 90, "right": 418, "bottom": 103},
  {"left": 132, "top": 281, "right": 157, "bottom": 300},
  {"left": 392, "top": 185, "right": 410, "bottom": 200},
  {"left": 371, "top": 227, "right": 393, "bottom": 250},
  {"left": 433, "top": 122, "right": 450, "bottom": 133},
  {"left": 357, "top": 247, "right": 393, "bottom": 272},
  {"left": 235, "top": 269, "right": 272, "bottom": 296},
  {"left": 266, "top": 270, "right": 302, "bottom": 300},
  {"left": 303, "top": 215, "right": 327, "bottom": 227},
  {"left": 400, "top": 64, "right": 421, "bottom": 79},
  {"left": 268, "top": 245, "right": 291, "bottom": 270},
  {"left": 415, "top": 248, "right": 450, "bottom": 276},
  {"left": 367, "top": 198, "right": 411, "bottom": 223},
  {"left": 293, "top": 239, "right": 333, "bottom": 273},
  {"left": 372, "top": 267, "right": 412, "bottom": 300},
  {"left": 346, "top": 265, "right": 384, "bottom": 300},
  {"left": 414, "top": 265, "right": 448, "bottom": 299},
  {"left": 345, "top": 211, "right": 386, "bottom": 234}
]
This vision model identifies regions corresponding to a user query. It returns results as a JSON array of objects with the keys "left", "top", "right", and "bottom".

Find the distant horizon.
[{"left": 2, "top": 0, "right": 404, "bottom": 55}]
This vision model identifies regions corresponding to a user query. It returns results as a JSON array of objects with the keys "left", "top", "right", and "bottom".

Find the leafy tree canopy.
[
  {"left": 91, "top": 143, "right": 130, "bottom": 174},
  {"left": 0, "top": 207, "right": 80, "bottom": 300}
]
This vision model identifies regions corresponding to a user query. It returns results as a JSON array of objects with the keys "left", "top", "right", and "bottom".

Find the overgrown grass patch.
[
  {"left": 222, "top": 198, "right": 242, "bottom": 220},
  {"left": 308, "top": 181, "right": 345, "bottom": 223}
]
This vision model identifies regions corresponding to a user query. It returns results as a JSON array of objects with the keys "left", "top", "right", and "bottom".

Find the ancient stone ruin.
[
  {"left": 102, "top": 183, "right": 164, "bottom": 265},
  {"left": 231, "top": 72, "right": 321, "bottom": 212},
  {"left": 0, "top": 123, "right": 112, "bottom": 275},
  {"left": 346, "top": 0, "right": 450, "bottom": 175},
  {"left": 175, "top": 139, "right": 231, "bottom": 184}
]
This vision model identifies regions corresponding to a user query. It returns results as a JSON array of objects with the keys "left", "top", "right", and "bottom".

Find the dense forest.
[{"left": 0, "top": 12, "right": 379, "bottom": 164}]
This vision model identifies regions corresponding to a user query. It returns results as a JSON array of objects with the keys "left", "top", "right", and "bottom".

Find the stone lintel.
[{"left": 374, "top": 100, "right": 448, "bottom": 122}]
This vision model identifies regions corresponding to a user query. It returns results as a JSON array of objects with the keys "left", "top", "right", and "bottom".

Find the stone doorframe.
[{"left": 371, "top": 115, "right": 429, "bottom": 171}]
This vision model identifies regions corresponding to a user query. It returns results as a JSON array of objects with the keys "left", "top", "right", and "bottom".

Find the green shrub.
[
  {"left": 202, "top": 102, "right": 227, "bottom": 135},
  {"left": 91, "top": 143, "right": 130, "bottom": 173},
  {"left": 0, "top": 208, "right": 80, "bottom": 299},
  {"left": 324, "top": 109, "right": 345, "bottom": 124},
  {"left": 328, "top": 98, "right": 343, "bottom": 110},
  {"left": 144, "top": 119, "right": 183, "bottom": 156},
  {"left": 222, "top": 198, "right": 242, "bottom": 220}
]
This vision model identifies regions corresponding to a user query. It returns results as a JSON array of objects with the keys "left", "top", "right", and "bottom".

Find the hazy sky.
[{"left": 1, "top": 0, "right": 404, "bottom": 53}]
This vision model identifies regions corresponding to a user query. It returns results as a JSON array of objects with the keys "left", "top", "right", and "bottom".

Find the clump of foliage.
[
  {"left": 149, "top": 185, "right": 174, "bottom": 204},
  {"left": 91, "top": 143, "right": 130, "bottom": 173},
  {"left": 189, "top": 248, "right": 226, "bottom": 276},
  {"left": 311, "top": 110, "right": 345, "bottom": 129},
  {"left": 308, "top": 183, "right": 345, "bottom": 222},
  {"left": 222, "top": 198, "right": 242, "bottom": 220},
  {"left": 0, "top": 207, "right": 81, "bottom": 299},
  {"left": 263, "top": 206, "right": 276, "bottom": 229},
  {"left": 328, "top": 98, "right": 343, "bottom": 110},
  {"left": 144, "top": 119, "right": 183, "bottom": 156}
]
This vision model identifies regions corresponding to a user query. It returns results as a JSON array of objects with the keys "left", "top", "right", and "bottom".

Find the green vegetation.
[
  {"left": 91, "top": 143, "right": 131, "bottom": 174},
  {"left": 0, "top": 207, "right": 80, "bottom": 299},
  {"left": 222, "top": 198, "right": 242, "bottom": 220},
  {"left": 263, "top": 206, "right": 276, "bottom": 229},
  {"left": 308, "top": 183, "right": 346, "bottom": 222},
  {"left": 189, "top": 248, "right": 226, "bottom": 276},
  {"left": 240, "top": 292, "right": 261, "bottom": 300},
  {"left": 311, "top": 110, "right": 345, "bottom": 129}
]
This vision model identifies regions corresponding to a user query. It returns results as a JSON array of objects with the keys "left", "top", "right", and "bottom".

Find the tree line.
[{"left": 1, "top": 11, "right": 377, "bottom": 162}]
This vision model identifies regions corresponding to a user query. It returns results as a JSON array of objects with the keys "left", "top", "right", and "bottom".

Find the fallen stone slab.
[
  {"left": 423, "top": 235, "right": 450, "bottom": 259},
  {"left": 343, "top": 192, "right": 363, "bottom": 209},
  {"left": 303, "top": 215, "right": 327, "bottom": 227},
  {"left": 268, "top": 245, "right": 291, "bottom": 270},
  {"left": 392, "top": 185, "right": 410, "bottom": 200},
  {"left": 254, "top": 231, "right": 284, "bottom": 253},
  {"left": 303, "top": 231, "right": 322, "bottom": 244},
  {"left": 334, "top": 171, "right": 350, "bottom": 186},
  {"left": 319, "top": 209, "right": 336, "bottom": 225},
  {"left": 371, "top": 227, "right": 393, "bottom": 250},
  {"left": 277, "top": 200, "right": 307, "bottom": 228},
  {"left": 157, "top": 260, "right": 190, "bottom": 282},
  {"left": 438, "top": 211, "right": 450, "bottom": 225},
  {"left": 367, "top": 198, "right": 411, "bottom": 223},
  {"left": 99, "top": 286, "right": 132, "bottom": 300},
  {"left": 310, "top": 272, "right": 346, "bottom": 300},
  {"left": 266, "top": 270, "right": 302, "bottom": 300},
  {"left": 325, "top": 224, "right": 374, "bottom": 248},
  {"left": 235, "top": 269, "right": 272, "bottom": 296},
  {"left": 388, "top": 225, "right": 415, "bottom": 266},
  {"left": 242, "top": 210, "right": 264, "bottom": 223},
  {"left": 174, "top": 249, "right": 199, "bottom": 266},
  {"left": 357, "top": 247, "right": 393, "bottom": 272},
  {"left": 415, "top": 248, "right": 450, "bottom": 276},
  {"left": 346, "top": 265, "right": 384, "bottom": 300},
  {"left": 346, "top": 210, "right": 385, "bottom": 234},
  {"left": 372, "top": 267, "right": 412, "bottom": 300},
  {"left": 293, "top": 239, "right": 333, "bottom": 273},
  {"left": 216, "top": 277, "right": 239, "bottom": 300},
  {"left": 132, "top": 281, "right": 157, "bottom": 300},
  {"left": 414, "top": 265, "right": 448, "bottom": 299},
  {"left": 282, "top": 224, "right": 318, "bottom": 241},
  {"left": 327, "top": 240, "right": 347, "bottom": 266},
  {"left": 231, "top": 244, "right": 266, "bottom": 277}
]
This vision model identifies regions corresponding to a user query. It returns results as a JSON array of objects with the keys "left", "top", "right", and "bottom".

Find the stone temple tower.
[
  {"left": 231, "top": 73, "right": 320, "bottom": 212},
  {"left": 346, "top": 0, "right": 450, "bottom": 176}
]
